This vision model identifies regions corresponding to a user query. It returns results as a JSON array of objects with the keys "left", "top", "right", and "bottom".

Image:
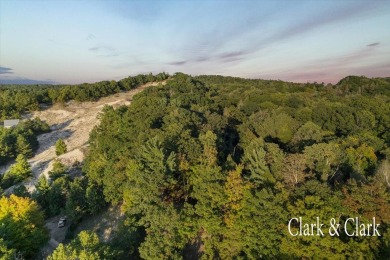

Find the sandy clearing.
[{"left": 1, "top": 81, "right": 165, "bottom": 192}]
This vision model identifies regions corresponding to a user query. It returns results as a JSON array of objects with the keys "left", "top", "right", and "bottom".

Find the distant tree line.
[{"left": 0, "top": 72, "right": 169, "bottom": 120}]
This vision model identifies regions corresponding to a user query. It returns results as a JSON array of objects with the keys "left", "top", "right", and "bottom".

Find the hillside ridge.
[{"left": 0, "top": 80, "right": 166, "bottom": 192}]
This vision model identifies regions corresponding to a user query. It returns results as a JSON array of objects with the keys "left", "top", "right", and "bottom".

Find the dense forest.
[
  {"left": 0, "top": 118, "right": 50, "bottom": 165},
  {"left": 83, "top": 73, "right": 390, "bottom": 259},
  {"left": 1, "top": 73, "right": 390, "bottom": 259}
]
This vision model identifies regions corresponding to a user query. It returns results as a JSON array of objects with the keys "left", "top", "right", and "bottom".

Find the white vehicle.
[{"left": 58, "top": 216, "right": 67, "bottom": 228}]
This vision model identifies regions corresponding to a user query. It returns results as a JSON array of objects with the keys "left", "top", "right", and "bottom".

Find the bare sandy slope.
[
  {"left": 40, "top": 206, "right": 124, "bottom": 258},
  {"left": 1, "top": 81, "right": 164, "bottom": 192}
]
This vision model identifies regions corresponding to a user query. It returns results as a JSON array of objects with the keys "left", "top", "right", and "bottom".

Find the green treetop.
[{"left": 55, "top": 138, "right": 67, "bottom": 156}]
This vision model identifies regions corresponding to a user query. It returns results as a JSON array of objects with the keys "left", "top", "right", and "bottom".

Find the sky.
[{"left": 0, "top": 0, "right": 390, "bottom": 85}]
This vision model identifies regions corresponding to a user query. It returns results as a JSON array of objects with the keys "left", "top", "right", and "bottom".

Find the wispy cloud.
[
  {"left": 164, "top": 3, "right": 277, "bottom": 65},
  {"left": 86, "top": 33, "right": 95, "bottom": 41},
  {"left": 218, "top": 51, "right": 246, "bottom": 60},
  {"left": 89, "top": 46, "right": 115, "bottom": 52},
  {"left": 255, "top": 43, "right": 387, "bottom": 83},
  {"left": 168, "top": 61, "right": 187, "bottom": 66},
  {"left": 367, "top": 42, "right": 380, "bottom": 47},
  {"left": 194, "top": 56, "right": 210, "bottom": 62},
  {"left": 0, "top": 66, "right": 13, "bottom": 74},
  {"left": 2, "top": 0, "right": 388, "bottom": 84},
  {"left": 88, "top": 46, "right": 119, "bottom": 57},
  {"left": 165, "top": 1, "right": 380, "bottom": 70},
  {"left": 259, "top": 2, "right": 374, "bottom": 47}
]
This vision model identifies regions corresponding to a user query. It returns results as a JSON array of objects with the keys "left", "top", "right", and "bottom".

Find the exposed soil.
[
  {"left": 40, "top": 215, "right": 69, "bottom": 257},
  {"left": 0, "top": 81, "right": 165, "bottom": 190},
  {"left": 40, "top": 206, "right": 124, "bottom": 258},
  {"left": 73, "top": 205, "right": 125, "bottom": 243}
]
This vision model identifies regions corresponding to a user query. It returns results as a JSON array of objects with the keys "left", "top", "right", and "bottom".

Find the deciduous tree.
[{"left": 0, "top": 195, "right": 48, "bottom": 259}]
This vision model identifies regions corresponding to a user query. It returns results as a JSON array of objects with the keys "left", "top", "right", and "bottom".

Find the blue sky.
[{"left": 0, "top": 0, "right": 389, "bottom": 84}]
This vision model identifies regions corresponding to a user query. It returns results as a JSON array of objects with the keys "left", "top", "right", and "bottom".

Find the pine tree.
[
  {"left": 55, "top": 139, "right": 67, "bottom": 156},
  {"left": 34, "top": 175, "right": 51, "bottom": 213},
  {"left": 11, "top": 154, "right": 32, "bottom": 179},
  {"left": 2, "top": 154, "right": 32, "bottom": 188},
  {"left": 48, "top": 159, "right": 66, "bottom": 180},
  {"left": 36, "top": 175, "right": 50, "bottom": 194},
  {"left": 16, "top": 135, "right": 33, "bottom": 158}
]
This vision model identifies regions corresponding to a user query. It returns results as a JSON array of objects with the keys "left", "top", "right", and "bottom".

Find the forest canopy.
[
  {"left": 1, "top": 73, "right": 390, "bottom": 259},
  {"left": 82, "top": 73, "right": 390, "bottom": 259}
]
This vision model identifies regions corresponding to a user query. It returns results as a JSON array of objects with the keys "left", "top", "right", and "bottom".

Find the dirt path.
[
  {"left": 40, "top": 206, "right": 124, "bottom": 258},
  {"left": 39, "top": 215, "right": 68, "bottom": 257},
  {"left": 0, "top": 81, "right": 164, "bottom": 191}
]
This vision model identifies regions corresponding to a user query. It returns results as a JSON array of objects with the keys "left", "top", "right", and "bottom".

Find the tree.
[
  {"left": 233, "top": 188, "right": 286, "bottom": 258},
  {"left": 33, "top": 175, "right": 51, "bottom": 213},
  {"left": 304, "top": 143, "right": 342, "bottom": 182},
  {"left": 65, "top": 177, "right": 88, "bottom": 222},
  {"left": 16, "top": 135, "right": 33, "bottom": 158},
  {"left": 121, "top": 137, "right": 191, "bottom": 259},
  {"left": 224, "top": 165, "right": 246, "bottom": 221},
  {"left": 0, "top": 195, "right": 48, "bottom": 259},
  {"left": 36, "top": 175, "right": 50, "bottom": 194},
  {"left": 85, "top": 182, "right": 107, "bottom": 215},
  {"left": 376, "top": 160, "right": 390, "bottom": 187},
  {"left": 218, "top": 165, "right": 249, "bottom": 258},
  {"left": 0, "top": 238, "right": 16, "bottom": 259},
  {"left": 251, "top": 112, "right": 299, "bottom": 144},
  {"left": 55, "top": 138, "right": 67, "bottom": 156},
  {"left": 1, "top": 154, "right": 32, "bottom": 189},
  {"left": 291, "top": 121, "right": 331, "bottom": 150},
  {"left": 342, "top": 179, "right": 390, "bottom": 257},
  {"left": 49, "top": 159, "right": 67, "bottom": 180},
  {"left": 282, "top": 153, "right": 308, "bottom": 188},
  {"left": 186, "top": 164, "right": 226, "bottom": 259},
  {"left": 199, "top": 131, "right": 218, "bottom": 166},
  {"left": 12, "top": 185, "right": 30, "bottom": 197},
  {"left": 345, "top": 143, "right": 377, "bottom": 178},
  {"left": 263, "top": 143, "right": 284, "bottom": 181},
  {"left": 48, "top": 231, "right": 115, "bottom": 260},
  {"left": 46, "top": 177, "right": 69, "bottom": 216},
  {"left": 280, "top": 180, "right": 373, "bottom": 259},
  {"left": 242, "top": 138, "right": 274, "bottom": 187}
]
